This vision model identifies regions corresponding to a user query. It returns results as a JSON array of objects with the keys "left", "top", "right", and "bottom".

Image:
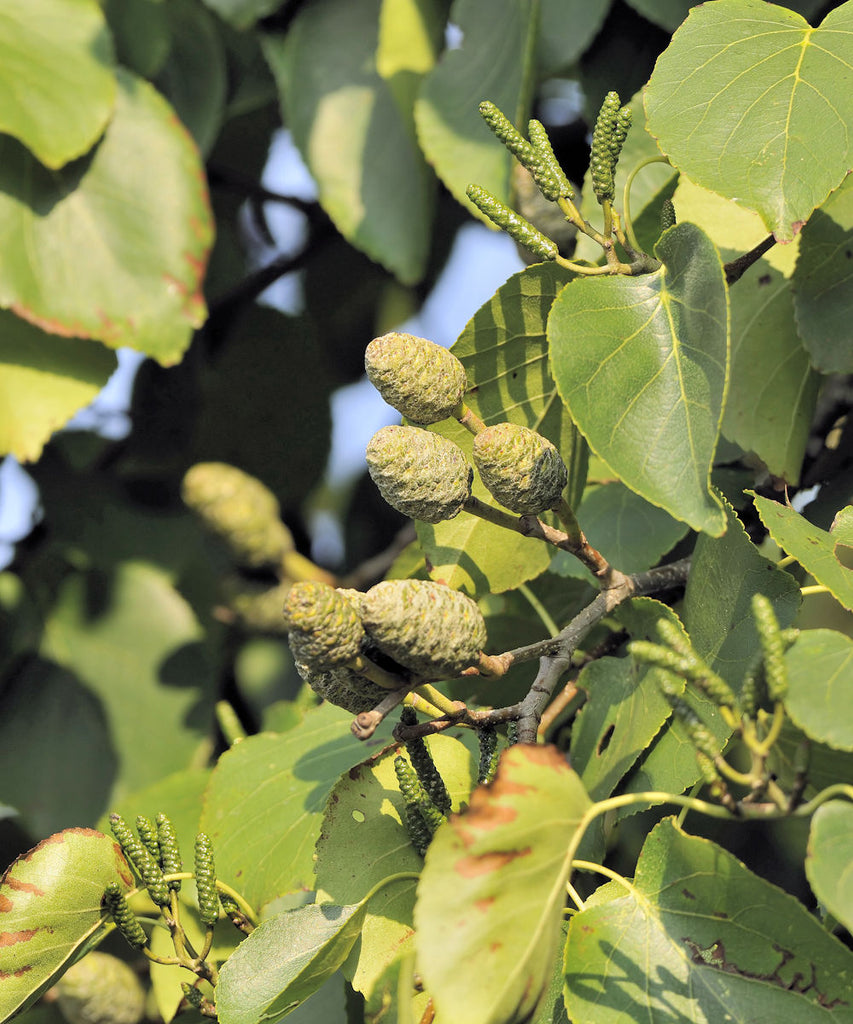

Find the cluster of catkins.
[{"left": 364, "top": 331, "right": 569, "bottom": 522}]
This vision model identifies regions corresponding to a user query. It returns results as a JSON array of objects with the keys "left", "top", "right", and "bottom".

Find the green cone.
[
  {"left": 361, "top": 579, "right": 486, "bottom": 679},
  {"left": 366, "top": 425, "right": 472, "bottom": 524},
  {"left": 181, "top": 462, "right": 292, "bottom": 569},
  {"left": 365, "top": 332, "right": 467, "bottom": 424},
  {"left": 54, "top": 953, "right": 146, "bottom": 1024},
  {"left": 293, "top": 660, "right": 389, "bottom": 714},
  {"left": 472, "top": 422, "right": 567, "bottom": 514},
  {"left": 283, "top": 582, "right": 364, "bottom": 669}
]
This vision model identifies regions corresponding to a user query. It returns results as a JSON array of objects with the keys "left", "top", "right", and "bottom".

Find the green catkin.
[
  {"left": 660, "top": 198, "right": 677, "bottom": 232},
  {"left": 466, "top": 185, "right": 558, "bottom": 261},
  {"left": 507, "top": 721, "right": 519, "bottom": 746},
  {"left": 110, "top": 814, "right": 169, "bottom": 906},
  {"left": 406, "top": 734, "right": 452, "bottom": 816},
  {"left": 181, "top": 985, "right": 204, "bottom": 1011},
  {"left": 194, "top": 833, "right": 219, "bottom": 926},
  {"left": 590, "top": 91, "right": 621, "bottom": 204},
  {"left": 394, "top": 755, "right": 446, "bottom": 838},
  {"left": 135, "top": 815, "right": 159, "bottom": 861},
  {"left": 219, "top": 891, "right": 242, "bottom": 918},
  {"left": 527, "top": 119, "right": 574, "bottom": 200},
  {"left": 696, "top": 751, "right": 721, "bottom": 786},
  {"left": 102, "top": 882, "right": 148, "bottom": 950},
  {"left": 156, "top": 814, "right": 182, "bottom": 892},
  {"left": 630, "top": 638, "right": 737, "bottom": 709},
  {"left": 400, "top": 706, "right": 452, "bottom": 814},
  {"left": 394, "top": 756, "right": 433, "bottom": 855},
  {"left": 477, "top": 726, "right": 500, "bottom": 784},
  {"left": 661, "top": 687, "right": 719, "bottom": 761},
  {"left": 752, "top": 594, "right": 788, "bottom": 700},
  {"left": 609, "top": 105, "right": 632, "bottom": 168},
  {"left": 479, "top": 101, "right": 536, "bottom": 166}
]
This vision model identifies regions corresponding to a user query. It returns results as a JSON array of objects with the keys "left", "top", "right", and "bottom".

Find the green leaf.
[
  {"left": 793, "top": 173, "right": 853, "bottom": 373},
  {"left": 199, "top": 704, "right": 393, "bottom": 912},
  {"left": 671, "top": 176, "right": 819, "bottom": 482},
  {"left": 0, "top": 69, "right": 212, "bottom": 364},
  {"left": 315, "top": 736, "right": 473, "bottom": 1020},
  {"left": 538, "top": 0, "right": 611, "bottom": 77},
  {"left": 0, "top": 312, "right": 117, "bottom": 462},
  {"left": 198, "top": 0, "right": 280, "bottom": 29},
  {"left": 551, "top": 482, "right": 689, "bottom": 580},
  {"left": 549, "top": 221, "right": 729, "bottom": 536},
  {"left": 0, "top": 829, "right": 132, "bottom": 1021},
  {"left": 41, "top": 562, "right": 215, "bottom": 800},
  {"left": 565, "top": 817, "right": 853, "bottom": 1022},
  {"left": 0, "top": 658, "right": 116, "bottom": 838},
  {"left": 216, "top": 902, "right": 369, "bottom": 1024},
  {"left": 624, "top": 0, "right": 826, "bottom": 33},
  {"left": 570, "top": 599, "right": 686, "bottom": 801},
  {"left": 415, "top": 745, "right": 592, "bottom": 1024},
  {"left": 645, "top": 0, "right": 853, "bottom": 241},
  {"left": 263, "top": 0, "right": 434, "bottom": 284},
  {"left": 807, "top": 801, "right": 853, "bottom": 933},
  {"left": 414, "top": 0, "right": 538, "bottom": 218},
  {"left": 684, "top": 493, "right": 802, "bottom": 689},
  {"left": 103, "top": 0, "right": 171, "bottom": 78},
  {"left": 751, "top": 494, "right": 853, "bottom": 612},
  {"left": 784, "top": 629, "right": 853, "bottom": 750},
  {"left": 154, "top": 0, "right": 227, "bottom": 156},
  {"left": 416, "top": 262, "right": 586, "bottom": 597},
  {"left": 0, "top": 0, "right": 116, "bottom": 168},
  {"left": 377, "top": 0, "right": 443, "bottom": 114}
]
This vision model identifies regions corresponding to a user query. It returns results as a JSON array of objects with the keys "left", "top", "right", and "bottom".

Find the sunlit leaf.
[
  {"left": 550, "top": 222, "right": 729, "bottom": 536},
  {"left": 565, "top": 817, "right": 853, "bottom": 1022},
  {"left": 415, "top": 745, "right": 591, "bottom": 1024},
  {"left": 807, "top": 801, "right": 853, "bottom": 934},
  {"left": 0, "top": 313, "right": 117, "bottom": 463},
  {"left": 0, "top": 70, "right": 212, "bottom": 364},
  {"left": 784, "top": 629, "right": 853, "bottom": 750},
  {"left": 199, "top": 704, "right": 392, "bottom": 911},
  {"left": 216, "top": 902, "right": 369, "bottom": 1024},
  {"left": 645, "top": 0, "right": 853, "bottom": 241},
  {"left": 0, "top": 0, "right": 115, "bottom": 168},
  {"left": 0, "top": 830, "right": 132, "bottom": 1021},
  {"left": 264, "top": 0, "right": 433, "bottom": 284},
  {"left": 751, "top": 494, "right": 853, "bottom": 612},
  {"left": 672, "top": 176, "right": 819, "bottom": 482},
  {"left": 414, "top": 0, "right": 538, "bottom": 218}
]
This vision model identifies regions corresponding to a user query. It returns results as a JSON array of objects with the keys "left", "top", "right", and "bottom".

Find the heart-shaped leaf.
[
  {"left": 751, "top": 494, "right": 853, "bottom": 611},
  {"left": 784, "top": 629, "right": 853, "bottom": 750},
  {"left": 645, "top": 0, "right": 853, "bottom": 241},
  {"left": 0, "top": 829, "right": 133, "bottom": 1021},
  {"left": 807, "top": 801, "right": 853, "bottom": 934},
  {"left": 565, "top": 817, "right": 853, "bottom": 1022},
  {"left": 0, "top": 0, "right": 116, "bottom": 168},
  {"left": 0, "top": 69, "right": 212, "bottom": 365},
  {"left": 415, "top": 745, "right": 591, "bottom": 1024},
  {"left": 549, "top": 221, "right": 729, "bottom": 536}
]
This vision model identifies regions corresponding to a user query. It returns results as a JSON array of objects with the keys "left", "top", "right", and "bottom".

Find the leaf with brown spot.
[
  {"left": 0, "top": 829, "right": 133, "bottom": 1021},
  {"left": 415, "top": 744, "right": 591, "bottom": 1024}
]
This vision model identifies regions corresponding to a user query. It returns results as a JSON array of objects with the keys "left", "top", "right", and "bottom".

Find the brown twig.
[{"left": 724, "top": 235, "right": 776, "bottom": 285}]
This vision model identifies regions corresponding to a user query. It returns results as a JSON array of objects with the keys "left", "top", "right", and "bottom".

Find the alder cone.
[
  {"left": 366, "top": 425, "right": 472, "bottom": 524},
  {"left": 361, "top": 579, "right": 486, "bottom": 679},
  {"left": 283, "top": 582, "right": 364, "bottom": 668},
  {"left": 365, "top": 332, "right": 467, "bottom": 424},
  {"left": 472, "top": 422, "right": 567, "bottom": 514},
  {"left": 293, "top": 659, "right": 389, "bottom": 714},
  {"left": 181, "top": 461, "right": 292, "bottom": 569},
  {"left": 54, "top": 953, "right": 146, "bottom": 1024}
]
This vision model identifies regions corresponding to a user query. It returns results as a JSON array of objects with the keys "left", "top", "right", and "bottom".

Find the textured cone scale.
[
  {"left": 181, "top": 462, "right": 292, "bottom": 569},
  {"left": 366, "top": 425, "right": 472, "bottom": 524},
  {"left": 283, "top": 582, "right": 365, "bottom": 669},
  {"left": 294, "top": 659, "right": 389, "bottom": 714},
  {"left": 472, "top": 422, "right": 568, "bottom": 514},
  {"left": 365, "top": 332, "right": 467, "bottom": 424},
  {"left": 361, "top": 579, "right": 487, "bottom": 679},
  {"left": 54, "top": 953, "right": 146, "bottom": 1024}
]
